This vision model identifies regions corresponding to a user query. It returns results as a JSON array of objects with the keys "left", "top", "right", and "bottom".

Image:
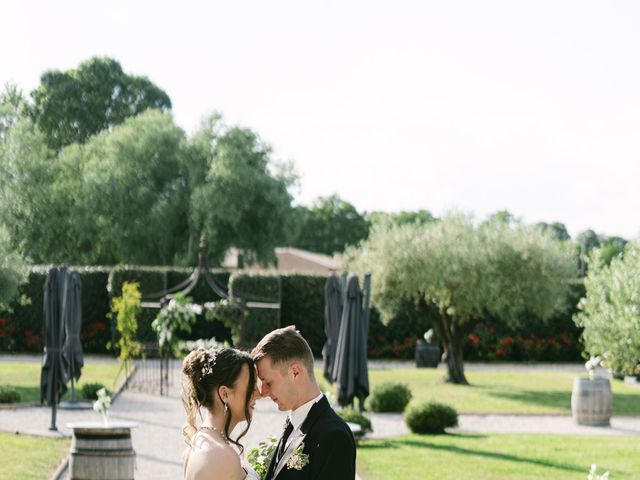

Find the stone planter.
[
  {"left": 415, "top": 341, "right": 440, "bottom": 368},
  {"left": 571, "top": 377, "right": 613, "bottom": 426},
  {"left": 67, "top": 421, "right": 137, "bottom": 480}
]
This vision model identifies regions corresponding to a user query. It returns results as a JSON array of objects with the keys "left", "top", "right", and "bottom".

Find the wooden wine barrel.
[
  {"left": 67, "top": 422, "right": 137, "bottom": 480},
  {"left": 415, "top": 341, "right": 440, "bottom": 368},
  {"left": 571, "top": 377, "right": 612, "bottom": 426}
]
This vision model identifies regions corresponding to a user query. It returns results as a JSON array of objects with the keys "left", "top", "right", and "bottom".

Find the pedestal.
[{"left": 66, "top": 421, "right": 137, "bottom": 480}]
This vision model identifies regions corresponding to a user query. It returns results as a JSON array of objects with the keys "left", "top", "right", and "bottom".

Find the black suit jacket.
[{"left": 266, "top": 395, "right": 356, "bottom": 480}]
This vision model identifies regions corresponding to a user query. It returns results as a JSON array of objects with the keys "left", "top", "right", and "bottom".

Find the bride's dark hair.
[{"left": 181, "top": 347, "right": 255, "bottom": 453}]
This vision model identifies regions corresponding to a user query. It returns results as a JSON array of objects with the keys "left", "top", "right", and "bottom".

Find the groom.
[{"left": 252, "top": 326, "right": 356, "bottom": 480}]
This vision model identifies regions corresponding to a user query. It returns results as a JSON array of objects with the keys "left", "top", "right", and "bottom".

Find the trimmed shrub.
[
  {"left": 369, "top": 382, "right": 412, "bottom": 413},
  {"left": 81, "top": 382, "right": 110, "bottom": 400},
  {"left": 337, "top": 407, "right": 372, "bottom": 435},
  {"left": 405, "top": 402, "right": 458, "bottom": 434},
  {"left": 0, "top": 386, "right": 21, "bottom": 403}
]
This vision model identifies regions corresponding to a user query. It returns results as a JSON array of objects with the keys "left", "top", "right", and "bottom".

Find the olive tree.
[
  {"left": 574, "top": 244, "right": 640, "bottom": 375},
  {"left": 346, "top": 214, "right": 577, "bottom": 384}
]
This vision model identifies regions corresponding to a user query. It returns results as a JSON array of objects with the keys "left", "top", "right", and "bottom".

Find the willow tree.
[{"left": 346, "top": 214, "right": 577, "bottom": 384}]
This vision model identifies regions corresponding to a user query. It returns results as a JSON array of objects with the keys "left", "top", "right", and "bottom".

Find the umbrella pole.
[
  {"left": 70, "top": 377, "right": 75, "bottom": 403},
  {"left": 49, "top": 367, "right": 58, "bottom": 431}
]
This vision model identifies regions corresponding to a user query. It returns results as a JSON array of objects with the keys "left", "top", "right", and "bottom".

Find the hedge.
[
  {"left": 229, "top": 273, "right": 280, "bottom": 349},
  {"left": 280, "top": 275, "right": 327, "bottom": 356}
]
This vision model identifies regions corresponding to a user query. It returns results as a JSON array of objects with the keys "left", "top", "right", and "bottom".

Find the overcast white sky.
[{"left": 3, "top": 1, "right": 639, "bottom": 239}]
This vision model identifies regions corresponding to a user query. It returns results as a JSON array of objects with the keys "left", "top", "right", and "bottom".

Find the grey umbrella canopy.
[
  {"left": 62, "top": 271, "right": 83, "bottom": 401},
  {"left": 41, "top": 267, "right": 70, "bottom": 430},
  {"left": 331, "top": 275, "right": 370, "bottom": 409},
  {"left": 323, "top": 274, "right": 343, "bottom": 384}
]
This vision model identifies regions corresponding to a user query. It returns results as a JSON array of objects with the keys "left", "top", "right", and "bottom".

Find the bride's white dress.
[
  {"left": 183, "top": 429, "right": 261, "bottom": 480},
  {"left": 242, "top": 462, "right": 260, "bottom": 480}
]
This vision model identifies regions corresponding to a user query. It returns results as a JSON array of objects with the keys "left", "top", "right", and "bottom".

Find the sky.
[{"left": 3, "top": 0, "right": 639, "bottom": 239}]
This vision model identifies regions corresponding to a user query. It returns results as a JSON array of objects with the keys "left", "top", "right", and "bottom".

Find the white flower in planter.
[{"left": 93, "top": 388, "right": 112, "bottom": 425}]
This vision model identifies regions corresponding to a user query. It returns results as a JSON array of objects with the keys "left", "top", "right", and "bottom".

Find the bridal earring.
[{"left": 224, "top": 401, "right": 229, "bottom": 415}]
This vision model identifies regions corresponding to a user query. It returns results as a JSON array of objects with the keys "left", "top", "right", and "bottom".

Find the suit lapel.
[
  {"left": 272, "top": 432, "right": 306, "bottom": 479},
  {"left": 271, "top": 395, "right": 331, "bottom": 479},
  {"left": 300, "top": 395, "right": 330, "bottom": 435}
]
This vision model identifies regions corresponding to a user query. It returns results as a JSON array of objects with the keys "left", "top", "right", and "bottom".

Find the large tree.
[
  {"left": 30, "top": 57, "right": 171, "bottom": 150},
  {"left": 65, "top": 109, "right": 191, "bottom": 264},
  {"left": 0, "top": 119, "right": 72, "bottom": 262},
  {"left": 289, "top": 195, "right": 370, "bottom": 255},
  {"left": 346, "top": 214, "right": 577, "bottom": 384},
  {"left": 575, "top": 244, "right": 640, "bottom": 376},
  {"left": 0, "top": 110, "right": 190, "bottom": 264},
  {"left": 189, "top": 115, "right": 295, "bottom": 264}
]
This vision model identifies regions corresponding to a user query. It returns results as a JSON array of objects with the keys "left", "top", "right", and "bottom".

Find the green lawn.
[
  {"left": 364, "top": 369, "right": 640, "bottom": 415},
  {"left": 358, "top": 433, "right": 640, "bottom": 480},
  {"left": 0, "top": 361, "right": 124, "bottom": 404},
  {"left": 0, "top": 431, "right": 70, "bottom": 480}
]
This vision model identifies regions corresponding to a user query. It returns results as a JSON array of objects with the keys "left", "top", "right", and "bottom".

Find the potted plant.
[{"left": 415, "top": 329, "right": 441, "bottom": 368}]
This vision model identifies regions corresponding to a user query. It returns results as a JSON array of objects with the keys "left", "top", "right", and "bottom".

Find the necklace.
[{"left": 200, "top": 424, "right": 229, "bottom": 444}]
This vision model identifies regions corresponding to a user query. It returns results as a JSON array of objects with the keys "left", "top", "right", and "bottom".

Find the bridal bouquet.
[{"left": 247, "top": 435, "right": 278, "bottom": 480}]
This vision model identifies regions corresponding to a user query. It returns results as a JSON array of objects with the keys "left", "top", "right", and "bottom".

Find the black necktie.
[{"left": 276, "top": 417, "right": 294, "bottom": 463}]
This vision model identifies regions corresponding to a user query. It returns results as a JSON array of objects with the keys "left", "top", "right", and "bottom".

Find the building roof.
[{"left": 275, "top": 247, "right": 342, "bottom": 271}]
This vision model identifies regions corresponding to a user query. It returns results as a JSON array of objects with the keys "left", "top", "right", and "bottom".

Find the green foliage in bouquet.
[{"left": 247, "top": 435, "right": 278, "bottom": 480}]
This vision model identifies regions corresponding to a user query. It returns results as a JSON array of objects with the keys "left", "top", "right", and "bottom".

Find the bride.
[{"left": 182, "top": 347, "right": 260, "bottom": 480}]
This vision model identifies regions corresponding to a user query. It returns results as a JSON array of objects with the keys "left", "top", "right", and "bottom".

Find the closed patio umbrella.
[
  {"left": 41, "top": 267, "right": 70, "bottom": 430},
  {"left": 62, "top": 271, "right": 84, "bottom": 403},
  {"left": 323, "top": 274, "right": 343, "bottom": 384},
  {"left": 331, "top": 275, "right": 370, "bottom": 409}
]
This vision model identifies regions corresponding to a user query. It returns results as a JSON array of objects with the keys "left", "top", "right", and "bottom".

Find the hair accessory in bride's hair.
[{"left": 201, "top": 348, "right": 218, "bottom": 377}]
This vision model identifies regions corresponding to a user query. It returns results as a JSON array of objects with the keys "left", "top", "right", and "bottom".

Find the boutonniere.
[{"left": 286, "top": 442, "right": 310, "bottom": 471}]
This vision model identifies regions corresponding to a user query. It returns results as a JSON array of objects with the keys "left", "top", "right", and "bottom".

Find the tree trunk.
[
  {"left": 418, "top": 297, "right": 469, "bottom": 384},
  {"left": 442, "top": 333, "right": 468, "bottom": 384}
]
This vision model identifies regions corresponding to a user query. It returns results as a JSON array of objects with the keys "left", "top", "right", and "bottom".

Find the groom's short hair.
[{"left": 252, "top": 325, "right": 315, "bottom": 375}]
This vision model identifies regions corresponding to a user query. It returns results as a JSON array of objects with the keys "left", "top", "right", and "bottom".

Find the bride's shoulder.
[{"left": 185, "top": 435, "right": 242, "bottom": 480}]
